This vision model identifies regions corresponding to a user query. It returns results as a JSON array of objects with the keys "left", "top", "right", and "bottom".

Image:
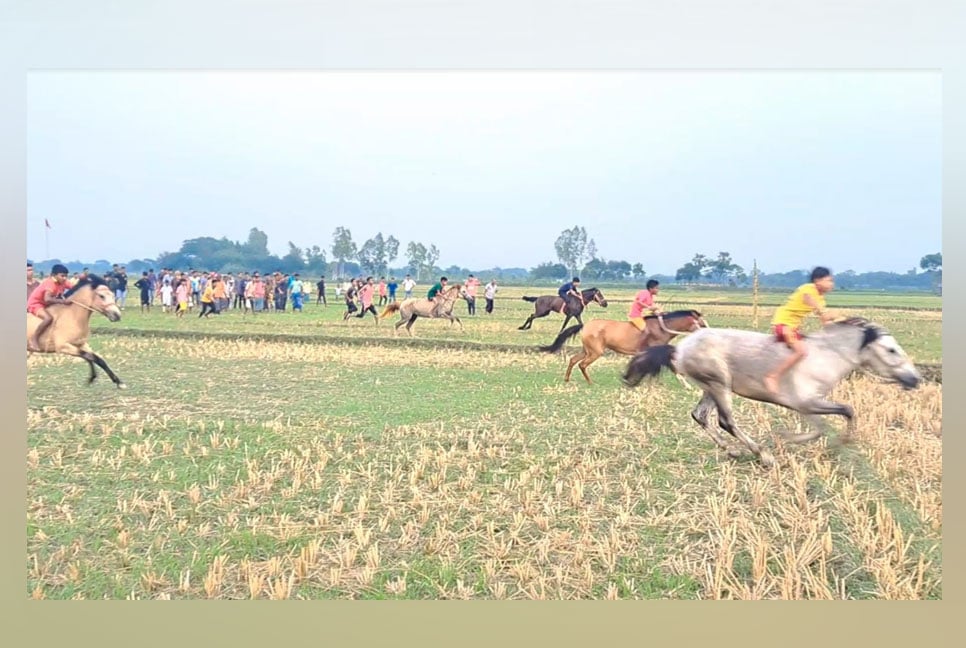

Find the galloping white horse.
[{"left": 622, "top": 318, "right": 921, "bottom": 467}]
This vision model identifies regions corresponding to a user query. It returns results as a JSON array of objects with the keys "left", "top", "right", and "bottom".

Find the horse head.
[
  {"left": 836, "top": 318, "right": 920, "bottom": 389},
  {"left": 583, "top": 288, "right": 607, "bottom": 307},
  {"left": 64, "top": 275, "right": 122, "bottom": 322}
]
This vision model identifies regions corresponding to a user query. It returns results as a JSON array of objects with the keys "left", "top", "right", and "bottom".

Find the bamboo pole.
[{"left": 752, "top": 259, "right": 759, "bottom": 329}]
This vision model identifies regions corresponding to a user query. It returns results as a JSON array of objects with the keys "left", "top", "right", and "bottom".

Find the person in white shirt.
[
  {"left": 484, "top": 279, "right": 498, "bottom": 314},
  {"left": 402, "top": 274, "right": 416, "bottom": 299}
]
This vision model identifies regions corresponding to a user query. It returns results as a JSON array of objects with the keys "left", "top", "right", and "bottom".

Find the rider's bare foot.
[
  {"left": 763, "top": 374, "right": 780, "bottom": 395},
  {"left": 27, "top": 341, "right": 42, "bottom": 352}
]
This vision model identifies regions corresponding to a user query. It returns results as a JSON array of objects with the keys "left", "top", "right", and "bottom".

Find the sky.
[{"left": 27, "top": 70, "right": 941, "bottom": 275}]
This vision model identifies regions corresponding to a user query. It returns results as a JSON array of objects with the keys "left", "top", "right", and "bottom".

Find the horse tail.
[
  {"left": 379, "top": 303, "right": 401, "bottom": 320},
  {"left": 521, "top": 296, "right": 539, "bottom": 302},
  {"left": 538, "top": 324, "right": 583, "bottom": 353},
  {"left": 622, "top": 344, "right": 676, "bottom": 387}
]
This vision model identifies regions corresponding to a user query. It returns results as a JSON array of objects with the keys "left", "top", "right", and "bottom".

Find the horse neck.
[
  {"left": 54, "top": 295, "right": 96, "bottom": 326},
  {"left": 804, "top": 328, "right": 865, "bottom": 382}
]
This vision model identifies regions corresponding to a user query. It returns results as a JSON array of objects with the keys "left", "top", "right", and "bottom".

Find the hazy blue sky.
[{"left": 27, "top": 70, "right": 941, "bottom": 274}]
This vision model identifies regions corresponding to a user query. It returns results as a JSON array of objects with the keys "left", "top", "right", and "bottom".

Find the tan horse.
[
  {"left": 378, "top": 283, "right": 466, "bottom": 336},
  {"left": 27, "top": 275, "right": 126, "bottom": 388},
  {"left": 539, "top": 310, "right": 708, "bottom": 383}
]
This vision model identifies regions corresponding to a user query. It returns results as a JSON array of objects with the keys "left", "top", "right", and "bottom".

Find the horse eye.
[{"left": 889, "top": 348, "right": 897, "bottom": 354}]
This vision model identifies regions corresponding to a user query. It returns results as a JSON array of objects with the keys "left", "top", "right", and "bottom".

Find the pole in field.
[{"left": 752, "top": 258, "right": 759, "bottom": 329}]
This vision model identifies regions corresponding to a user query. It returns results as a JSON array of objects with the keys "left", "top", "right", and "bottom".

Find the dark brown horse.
[
  {"left": 539, "top": 310, "right": 707, "bottom": 384},
  {"left": 518, "top": 287, "right": 608, "bottom": 332}
]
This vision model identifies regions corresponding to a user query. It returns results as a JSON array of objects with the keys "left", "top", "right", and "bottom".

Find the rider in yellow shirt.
[{"left": 763, "top": 266, "right": 836, "bottom": 395}]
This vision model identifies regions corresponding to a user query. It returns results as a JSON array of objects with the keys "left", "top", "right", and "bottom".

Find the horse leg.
[
  {"left": 452, "top": 315, "right": 464, "bottom": 331},
  {"left": 85, "top": 350, "right": 126, "bottom": 389},
  {"left": 80, "top": 352, "right": 98, "bottom": 384},
  {"left": 406, "top": 314, "right": 418, "bottom": 337},
  {"left": 576, "top": 352, "right": 601, "bottom": 384},
  {"left": 779, "top": 400, "right": 855, "bottom": 445},
  {"left": 710, "top": 387, "right": 775, "bottom": 468},
  {"left": 690, "top": 393, "right": 742, "bottom": 459},
  {"left": 564, "top": 350, "right": 586, "bottom": 382},
  {"left": 518, "top": 314, "right": 535, "bottom": 331},
  {"left": 559, "top": 314, "right": 572, "bottom": 333}
]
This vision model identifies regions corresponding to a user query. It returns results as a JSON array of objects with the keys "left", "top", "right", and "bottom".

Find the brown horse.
[
  {"left": 539, "top": 310, "right": 708, "bottom": 383},
  {"left": 518, "top": 287, "right": 608, "bottom": 332},
  {"left": 27, "top": 274, "right": 126, "bottom": 388},
  {"left": 377, "top": 283, "right": 466, "bottom": 336}
]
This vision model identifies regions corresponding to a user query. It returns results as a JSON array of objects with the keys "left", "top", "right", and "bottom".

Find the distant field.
[
  {"left": 89, "top": 285, "right": 942, "bottom": 364},
  {"left": 27, "top": 287, "right": 942, "bottom": 599}
]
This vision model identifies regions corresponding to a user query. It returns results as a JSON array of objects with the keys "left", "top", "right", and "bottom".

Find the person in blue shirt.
[{"left": 557, "top": 277, "right": 584, "bottom": 314}]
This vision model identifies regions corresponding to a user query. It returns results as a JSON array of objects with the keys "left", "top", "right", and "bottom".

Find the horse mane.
[
  {"left": 645, "top": 309, "right": 702, "bottom": 321},
  {"left": 825, "top": 317, "right": 886, "bottom": 348},
  {"left": 580, "top": 287, "right": 599, "bottom": 297},
  {"left": 63, "top": 274, "right": 108, "bottom": 298}
]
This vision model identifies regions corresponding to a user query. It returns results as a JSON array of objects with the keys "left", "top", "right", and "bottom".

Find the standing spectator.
[
  {"left": 250, "top": 273, "right": 266, "bottom": 313},
  {"left": 274, "top": 272, "right": 288, "bottom": 311},
  {"left": 464, "top": 273, "right": 480, "bottom": 315},
  {"left": 387, "top": 276, "right": 398, "bottom": 303},
  {"left": 234, "top": 273, "right": 247, "bottom": 310},
  {"left": 316, "top": 275, "right": 327, "bottom": 306},
  {"left": 213, "top": 274, "right": 228, "bottom": 312},
  {"left": 291, "top": 274, "right": 305, "bottom": 312},
  {"left": 113, "top": 266, "right": 129, "bottom": 310},
  {"left": 147, "top": 269, "right": 158, "bottom": 305},
  {"left": 135, "top": 271, "right": 152, "bottom": 313},
  {"left": 402, "top": 274, "right": 416, "bottom": 299},
  {"left": 27, "top": 262, "right": 40, "bottom": 301},
  {"left": 484, "top": 279, "right": 498, "bottom": 314},
  {"left": 161, "top": 275, "right": 174, "bottom": 313},
  {"left": 378, "top": 277, "right": 388, "bottom": 306}
]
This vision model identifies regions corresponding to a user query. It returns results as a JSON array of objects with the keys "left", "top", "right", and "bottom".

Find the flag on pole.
[{"left": 45, "top": 219, "right": 51, "bottom": 229}]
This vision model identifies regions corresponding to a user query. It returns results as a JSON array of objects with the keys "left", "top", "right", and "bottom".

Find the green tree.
[
  {"left": 675, "top": 254, "right": 709, "bottom": 283},
  {"left": 529, "top": 262, "right": 569, "bottom": 281},
  {"left": 920, "top": 252, "right": 942, "bottom": 294},
  {"left": 554, "top": 226, "right": 590, "bottom": 276},
  {"left": 406, "top": 242, "right": 427, "bottom": 280},
  {"left": 331, "top": 227, "right": 357, "bottom": 278},
  {"left": 244, "top": 228, "right": 269, "bottom": 257}
]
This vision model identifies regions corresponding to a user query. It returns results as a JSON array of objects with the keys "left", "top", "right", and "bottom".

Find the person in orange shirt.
[
  {"left": 763, "top": 266, "right": 836, "bottom": 395},
  {"left": 27, "top": 263, "right": 71, "bottom": 351}
]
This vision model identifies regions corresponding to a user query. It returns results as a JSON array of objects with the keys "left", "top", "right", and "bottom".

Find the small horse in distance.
[
  {"left": 518, "top": 287, "right": 608, "bottom": 332},
  {"left": 378, "top": 283, "right": 467, "bottom": 336},
  {"left": 539, "top": 310, "right": 708, "bottom": 383},
  {"left": 26, "top": 274, "right": 127, "bottom": 388},
  {"left": 621, "top": 317, "right": 921, "bottom": 468}
]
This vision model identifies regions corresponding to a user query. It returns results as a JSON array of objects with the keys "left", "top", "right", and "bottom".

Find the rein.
[{"left": 68, "top": 298, "right": 99, "bottom": 313}]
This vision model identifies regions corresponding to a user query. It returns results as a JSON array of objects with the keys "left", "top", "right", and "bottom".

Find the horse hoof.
[
  {"left": 727, "top": 448, "right": 743, "bottom": 459},
  {"left": 117, "top": 383, "right": 127, "bottom": 390},
  {"left": 758, "top": 451, "right": 776, "bottom": 468}
]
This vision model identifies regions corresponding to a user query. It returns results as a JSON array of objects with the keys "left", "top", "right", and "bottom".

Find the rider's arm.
[{"left": 803, "top": 293, "right": 833, "bottom": 324}]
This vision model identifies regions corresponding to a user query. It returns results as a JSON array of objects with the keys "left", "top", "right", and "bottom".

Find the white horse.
[{"left": 621, "top": 318, "right": 922, "bottom": 467}]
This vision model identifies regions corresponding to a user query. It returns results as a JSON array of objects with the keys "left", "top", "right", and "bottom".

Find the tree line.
[{"left": 30, "top": 225, "right": 942, "bottom": 292}]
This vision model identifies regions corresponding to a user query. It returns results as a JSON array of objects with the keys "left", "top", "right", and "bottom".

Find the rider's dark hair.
[
  {"left": 811, "top": 267, "right": 832, "bottom": 282},
  {"left": 572, "top": 277, "right": 580, "bottom": 282},
  {"left": 646, "top": 279, "right": 659, "bottom": 289}
]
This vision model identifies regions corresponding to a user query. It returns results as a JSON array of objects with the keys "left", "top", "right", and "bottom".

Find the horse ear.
[{"left": 860, "top": 325, "right": 880, "bottom": 348}]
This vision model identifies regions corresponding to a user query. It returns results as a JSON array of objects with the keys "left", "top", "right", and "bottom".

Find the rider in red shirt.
[{"left": 27, "top": 263, "right": 72, "bottom": 351}]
